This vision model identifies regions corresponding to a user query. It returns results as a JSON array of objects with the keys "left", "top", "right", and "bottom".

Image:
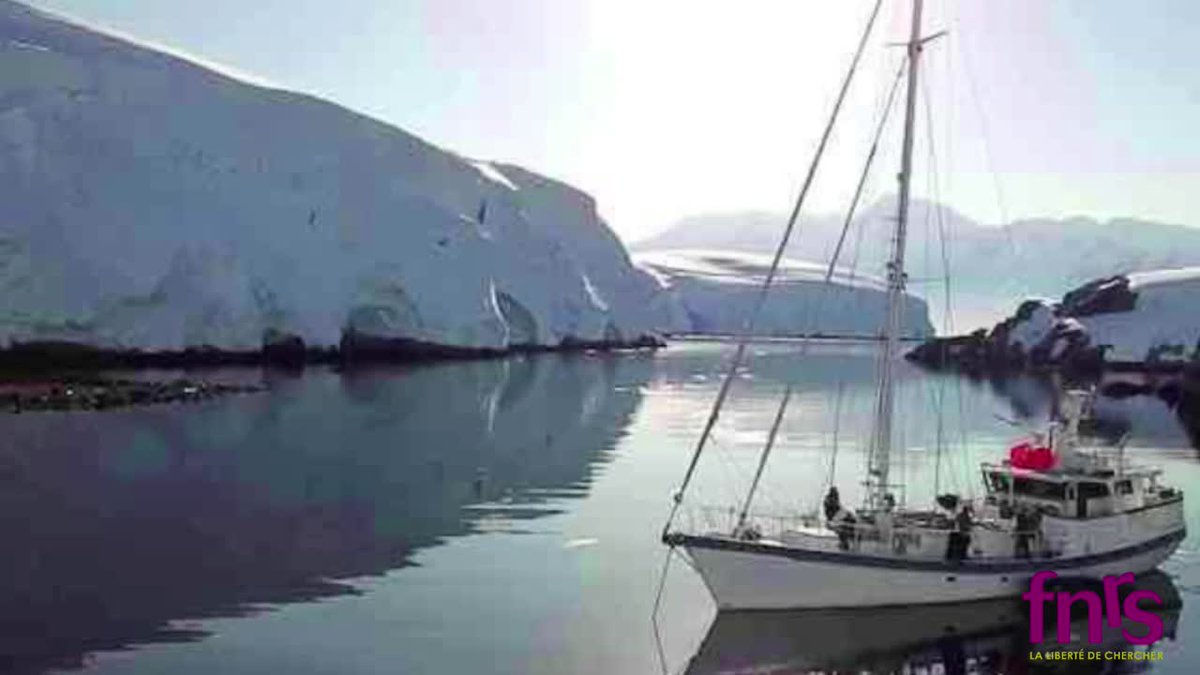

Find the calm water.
[{"left": 1, "top": 341, "right": 1198, "bottom": 674}]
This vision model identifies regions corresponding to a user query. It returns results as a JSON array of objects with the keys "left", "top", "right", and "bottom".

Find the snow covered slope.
[
  {"left": 0, "top": 0, "right": 662, "bottom": 352},
  {"left": 997, "top": 269, "right": 1200, "bottom": 365},
  {"left": 635, "top": 249, "right": 933, "bottom": 338}
]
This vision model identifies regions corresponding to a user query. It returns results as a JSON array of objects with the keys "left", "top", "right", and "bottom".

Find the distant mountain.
[{"left": 634, "top": 199, "right": 1200, "bottom": 332}]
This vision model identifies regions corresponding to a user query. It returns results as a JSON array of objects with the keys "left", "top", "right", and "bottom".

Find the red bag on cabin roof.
[{"left": 1009, "top": 441, "right": 1056, "bottom": 471}]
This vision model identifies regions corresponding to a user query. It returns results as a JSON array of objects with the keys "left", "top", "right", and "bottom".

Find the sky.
[{"left": 22, "top": 0, "right": 1200, "bottom": 243}]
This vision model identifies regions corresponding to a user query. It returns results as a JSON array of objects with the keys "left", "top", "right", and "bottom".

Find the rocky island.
[{"left": 907, "top": 268, "right": 1200, "bottom": 374}]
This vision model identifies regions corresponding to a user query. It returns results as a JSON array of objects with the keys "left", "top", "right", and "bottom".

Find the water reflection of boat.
[
  {"left": 685, "top": 571, "right": 1181, "bottom": 675},
  {"left": 0, "top": 354, "right": 651, "bottom": 673},
  {"left": 686, "top": 598, "right": 1022, "bottom": 675}
]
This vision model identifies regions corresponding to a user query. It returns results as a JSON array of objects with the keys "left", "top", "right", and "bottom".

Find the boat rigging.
[{"left": 659, "top": 0, "right": 1186, "bottom": 611}]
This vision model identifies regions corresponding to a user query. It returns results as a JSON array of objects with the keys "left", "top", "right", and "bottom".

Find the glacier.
[
  {"left": 635, "top": 249, "right": 933, "bottom": 338},
  {"left": 637, "top": 200, "right": 1200, "bottom": 332},
  {"left": 0, "top": 0, "right": 665, "bottom": 355}
]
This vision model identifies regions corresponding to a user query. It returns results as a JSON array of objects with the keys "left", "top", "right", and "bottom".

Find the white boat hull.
[
  {"left": 677, "top": 529, "right": 1184, "bottom": 610},
  {"left": 683, "top": 571, "right": 1181, "bottom": 674}
]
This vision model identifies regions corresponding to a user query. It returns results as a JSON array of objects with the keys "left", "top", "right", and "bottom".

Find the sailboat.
[{"left": 660, "top": 0, "right": 1186, "bottom": 610}]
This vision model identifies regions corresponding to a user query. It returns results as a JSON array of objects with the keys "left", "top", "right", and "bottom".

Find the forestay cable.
[
  {"left": 661, "top": 0, "right": 885, "bottom": 539},
  {"left": 735, "top": 58, "right": 907, "bottom": 521}
]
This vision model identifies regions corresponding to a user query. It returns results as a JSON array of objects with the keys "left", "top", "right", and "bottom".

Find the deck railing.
[{"left": 678, "top": 504, "right": 1047, "bottom": 558}]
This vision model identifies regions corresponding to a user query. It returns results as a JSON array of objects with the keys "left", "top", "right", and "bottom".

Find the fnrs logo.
[{"left": 1023, "top": 571, "right": 1163, "bottom": 645}]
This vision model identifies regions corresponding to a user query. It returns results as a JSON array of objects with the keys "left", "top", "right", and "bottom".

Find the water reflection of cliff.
[
  {"left": 652, "top": 341, "right": 883, "bottom": 390},
  {"left": 967, "top": 372, "right": 1200, "bottom": 451},
  {"left": 0, "top": 353, "right": 651, "bottom": 673},
  {"left": 685, "top": 571, "right": 1182, "bottom": 675}
]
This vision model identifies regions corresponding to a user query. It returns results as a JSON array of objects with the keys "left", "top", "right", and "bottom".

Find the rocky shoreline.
[
  {"left": 905, "top": 320, "right": 1195, "bottom": 377},
  {"left": 0, "top": 335, "right": 665, "bottom": 414},
  {"left": 1, "top": 377, "right": 264, "bottom": 414},
  {"left": 0, "top": 334, "right": 666, "bottom": 372}
]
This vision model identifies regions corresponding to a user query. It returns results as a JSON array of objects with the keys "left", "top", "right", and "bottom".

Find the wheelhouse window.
[
  {"left": 1115, "top": 480, "right": 1134, "bottom": 496},
  {"left": 1016, "top": 477, "right": 1067, "bottom": 500},
  {"left": 987, "top": 473, "right": 1066, "bottom": 500},
  {"left": 988, "top": 473, "right": 1009, "bottom": 492},
  {"left": 1079, "top": 482, "right": 1110, "bottom": 499}
]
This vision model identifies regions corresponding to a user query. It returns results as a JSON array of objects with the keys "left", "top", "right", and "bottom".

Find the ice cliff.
[
  {"left": 0, "top": 0, "right": 663, "bottom": 353},
  {"left": 635, "top": 249, "right": 933, "bottom": 338}
]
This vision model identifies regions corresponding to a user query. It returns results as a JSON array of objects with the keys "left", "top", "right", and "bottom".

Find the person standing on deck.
[
  {"left": 955, "top": 505, "right": 974, "bottom": 561},
  {"left": 823, "top": 486, "right": 855, "bottom": 550},
  {"left": 823, "top": 486, "right": 841, "bottom": 521},
  {"left": 1015, "top": 508, "right": 1034, "bottom": 558},
  {"left": 945, "top": 504, "right": 973, "bottom": 561}
]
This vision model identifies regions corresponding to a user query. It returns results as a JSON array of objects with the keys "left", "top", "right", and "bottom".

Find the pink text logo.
[{"left": 1023, "top": 571, "right": 1163, "bottom": 645}]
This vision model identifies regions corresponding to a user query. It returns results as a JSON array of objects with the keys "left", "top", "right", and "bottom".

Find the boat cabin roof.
[{"left": 981, "top": 461, "right": 1159, "bottom": 484}]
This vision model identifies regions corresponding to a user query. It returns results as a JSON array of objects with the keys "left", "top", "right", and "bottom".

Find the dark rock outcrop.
[
  {"left": 1060, "top": 275, "right": 1138, "bottom": 317},
  {"left": 907, "top": 274, "right": 1146, "bottom": 374}
]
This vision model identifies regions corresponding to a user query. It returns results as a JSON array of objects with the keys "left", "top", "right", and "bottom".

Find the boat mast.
[{"left": 868, "top": 0, "right": 925, "bottom": 509}]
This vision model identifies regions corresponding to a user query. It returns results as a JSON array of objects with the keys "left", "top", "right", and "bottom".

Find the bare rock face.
[
  {"left": 1060, "top": 276, "right": 1138, "bottom": 317},
  {"left": 0, "top": 1, "right": 665, "bottom": 357}
]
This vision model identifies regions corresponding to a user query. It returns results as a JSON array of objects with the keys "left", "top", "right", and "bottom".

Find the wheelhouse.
[{"left": 981, "top": 463, "right": 1166, "bottom": 519}]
